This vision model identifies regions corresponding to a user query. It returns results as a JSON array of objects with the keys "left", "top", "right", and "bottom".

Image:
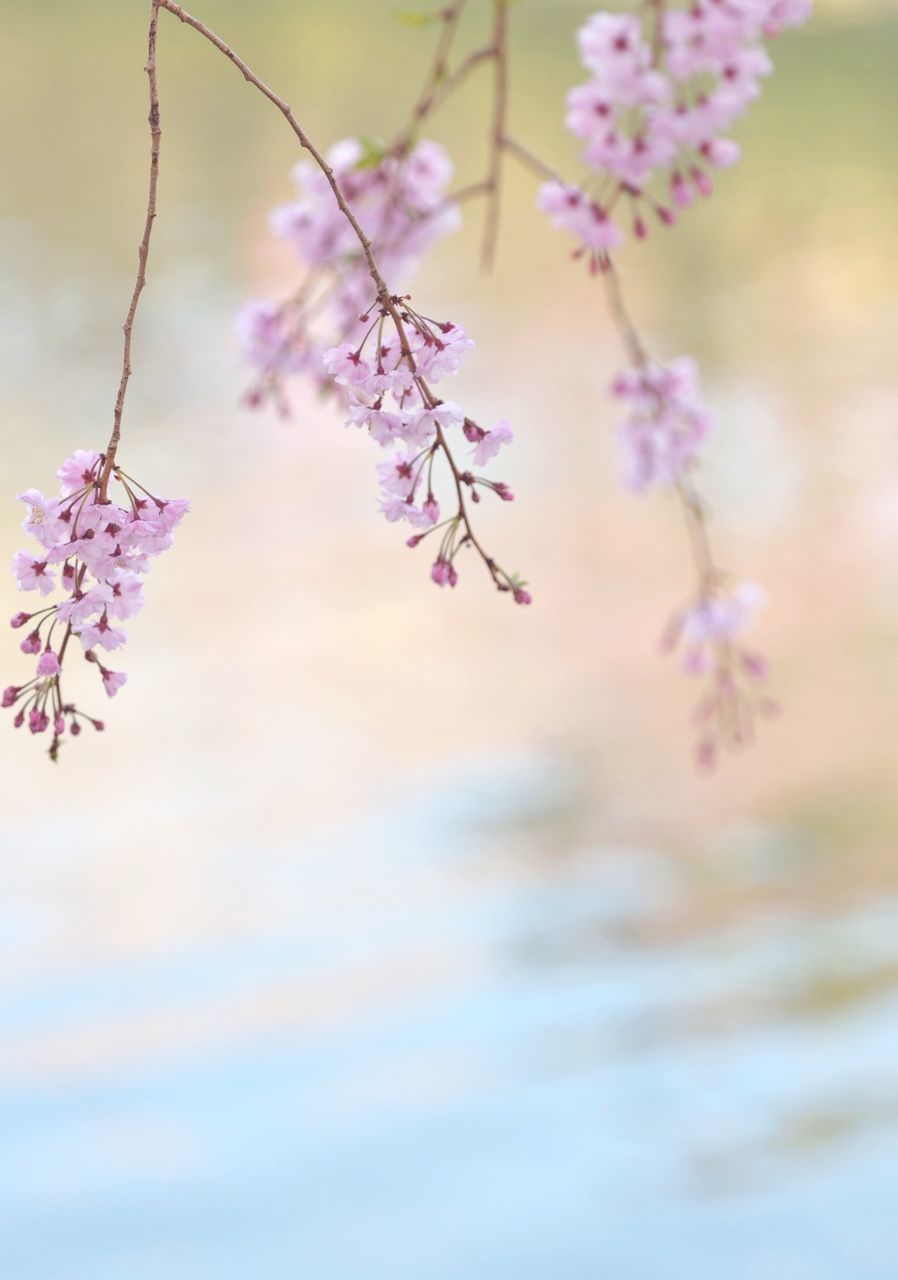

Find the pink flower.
[
  {"left": 547, "top": 2, "right": 813, "bottom": 247},
  {"left": 612, "top": 355, "right": 714, "bottom": 492},
  {"left": 57, "top": 450, "right": 102, "bottom": 496},
  {"left": 101, "top": 669, "right": 128, "bottom": 698},
  {"left": 322, "top": 343, "right": 375, "bottom": 389},
  {"left": 13, "top": 550, "right": 55, "bottom": 596},
  {"left": 5, "top": 451, "right": 187, "bottom": 755},
  {"left": 16, "top": 489, "right": 64, "bottom": 548},
  {"left": 107, "top": 571, "right": 145, "bottom": 620},
  {"left": 36, "top": 649, "right": 60, "bottom": 677},
  {"left": 77, "top": 616, "right": 128, "bottom": 652},
  {"left": 538, "top": 182, "right": 623, "bottom": 253},
  {"left": 472, "top": 420, "right": 514, "bottom": 466}
]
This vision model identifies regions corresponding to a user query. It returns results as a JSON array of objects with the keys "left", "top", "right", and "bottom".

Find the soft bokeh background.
[{"left": 1, "top": 1, "right": 897, "bottom": 1275}]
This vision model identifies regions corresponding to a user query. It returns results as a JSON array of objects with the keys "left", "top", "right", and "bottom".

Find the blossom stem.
[
  {"left": 402, "top": 1, "right": 469, "bottom": 141},
  {"left": 101, "top": 0, "right": 162, "bottom": 500},
  {"left": 481, "top": 0, "right": 510, "bottom": 272}
]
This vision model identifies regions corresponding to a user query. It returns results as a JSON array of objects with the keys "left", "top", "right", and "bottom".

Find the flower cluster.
[
  {"left": 322, "top": 299, "right": 528, "bottom": 601},
  {"left": 612, "top": 355, "right": 713, "bottom": 492},
  {"left": 4, "top": 450, "right": 188, "bottom": 759},
  {"left": 540, "top": 0, "right": 811, "bottom": 257},
  {"left": 238, "top": 137, "right": 460, "bottom": 414},
  {"left": 661, "top": 581, "right": 775, "bottom": 769}
]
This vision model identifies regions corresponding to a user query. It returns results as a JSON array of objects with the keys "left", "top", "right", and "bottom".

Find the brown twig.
[
  {"left": 501, "top": 134, "right": 564, "bottom": 186},
  {"left": 481, "top": 0, "right": 509, "bottom": 272},
  {"left": 157, "top": 0, "right": 514, "bottom": 593},
  {"left": 425, "top": 44, "right": 496, "bottom": 119},
  {"left": 601, "top": 260, "right": 718, "bottom": 591},
  {"left": 404, "top": 1, "right": 468, "bottom": 138},
  {"left": 101, "top": 0, "right": 162, "bottom": 498},
  {"left": 158, "top": 0, "right": 389, "bottom": 305}
]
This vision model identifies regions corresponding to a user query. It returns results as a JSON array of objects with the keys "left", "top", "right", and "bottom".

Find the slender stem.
[
  {"left": 501, "top": 134, "right": 564, "bottom": 185},
  {"left": 158, "top": 0, "right": 390, "bottom": 306},
  {"left": 601, "top": 259, "right": 649, "bottom": 369},
  {"left": 481, "top": 0, "right": 509, "bottom": 272},
  {"left": 157, "top": 0, "right": 511, "bottom": 591},
  {"left": 403, "top": 1, "right": 468, "bottom": 139},
  {"left": 425, "top": 45, "right": 495, "bottom": 118},
  {"left": 601, "top": 262, "right": 718, "bottom": 591},
  {"left": 101, "top": 0, "right": 161, "bottom": 498}
]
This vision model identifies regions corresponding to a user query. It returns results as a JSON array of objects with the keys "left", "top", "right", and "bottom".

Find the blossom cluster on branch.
[
  {"left": 5, "top": 452, "right": 187, "bottom": 759},
  {"left": 527, "top": 0, "right": 811, "bottom": 766},
  {"left": 539, "top": 0, "right": 811, "bottom": 257},
  {"left": 322, "top": 302, "right": 525, "bottom": 597},
  {"left": 237, "top": 137, "right": 460, "bottom": 416},
  {"left": 5, "top": 0, "right": 811, "bottom": 765}
]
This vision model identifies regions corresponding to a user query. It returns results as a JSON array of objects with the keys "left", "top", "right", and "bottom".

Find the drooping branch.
[
  {"left": 157, "top": 0, "right": 389, "bottom": 303},
  {"left": 157, "top": 0, "right": 522, "bottom": 596},
  {"left": 101, "top": 0, "right": 162, "bottom": 497},
  {"left": 481, "top": 0, "right": 510, "bottom": 271}
]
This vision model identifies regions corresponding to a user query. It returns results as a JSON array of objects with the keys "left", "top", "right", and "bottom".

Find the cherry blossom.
[
  {"left": 612, "top": 355, "right": 714, "bottom": 492},
  {"left": 239, "top": 136, "right": 461, "bottom": 413},
  {"left": 661, "top": 581, "right": 775, "bottom": 768},
  {"left": 322, "top": 299, "right": 528, "bottom": 602},
  {"left": 4, "top": 450, "right": 187, "bottom": 759},
  {"left": 543, "top": 2, "right": 812, "bottom": 253}
]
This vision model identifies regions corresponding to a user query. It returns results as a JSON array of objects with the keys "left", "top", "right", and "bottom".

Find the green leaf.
[
  {"left": 394, "top": 8, "right": 441, "bottom": 27},
  {"left": 355, "top": 135, "right": 388, "bottom": 170}
]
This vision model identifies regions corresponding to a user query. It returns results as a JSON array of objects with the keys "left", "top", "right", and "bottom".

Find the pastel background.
[{"left": 1, "top": 1, "right": 897, "bottom": 1275}]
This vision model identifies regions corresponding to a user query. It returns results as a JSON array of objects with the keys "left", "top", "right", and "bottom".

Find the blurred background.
[{"left": 1, "top": 0, "right": 897, "bottom": 1275}]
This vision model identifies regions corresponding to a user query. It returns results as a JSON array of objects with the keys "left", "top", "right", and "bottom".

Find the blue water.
[{"left": 2, "top": 759, "right": 897, "bottom": 1278}]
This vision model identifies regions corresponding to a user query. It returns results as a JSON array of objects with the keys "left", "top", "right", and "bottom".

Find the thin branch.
[
  {"left": 601, "top": 261, "right": 719, "bottom": 595},
  {"left": 424, "top": 44, "right": 495, "bottom": 119},
  {"left": 501, "top": 134, "right": 564, "bottom": 185},
  {"left": 101, "top": 0, "right": 162, "bottom": 497},
  {"left": 481, "top": 0, "right": 509, "bottom": 272},
  {"left": 157, "top": 0, "right": 514, "bottom": 593},
  {"left": 157, "top": 0, "right": 390, "bottom": 306},
  {"left": 404, "top": 1, "right": 468, "bottom": 137},
  {"left": 600, "top": 259, "right": 649, "bottom": 369}
]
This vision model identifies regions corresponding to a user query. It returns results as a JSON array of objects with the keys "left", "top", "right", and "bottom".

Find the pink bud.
[
  {"left": 54, "top": 714, "right": 65, "bottom": 735},
  {"left": 20, "top": 631, "right": 41, "bottom": 655},
  {"left": 741, "top": 651, "right": 768, "bottom": 682},
  {"left": 513, "top": 588, "right": 532, "bottom": 606},
  {"left": 701, "top": 138, "right": 740, "bottom": 169},
  {"left": 670, "top": 171, "right": 693, "bottom": 209},
  {"left": 431, "top": 559, "right": 452, "bottom": 588},
  {"left": 28, "top": 708, "right": 49, "bottom": 735},
  {"left": 690, "top": 167, "right": 713, "bottom": 198},
  {"left": 2, "top": 686, "right": 19, "bottom": 707},
  {"left": 70, "top": 720, "right": 82, "bottom": 736},
  {"left": 10, "top": 612, "right": 30, "bottom": 629}
]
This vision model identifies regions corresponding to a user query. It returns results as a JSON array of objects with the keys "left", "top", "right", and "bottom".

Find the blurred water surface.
[{"left": 1, "top": 1, "right": 897, "bottom": 1275}]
